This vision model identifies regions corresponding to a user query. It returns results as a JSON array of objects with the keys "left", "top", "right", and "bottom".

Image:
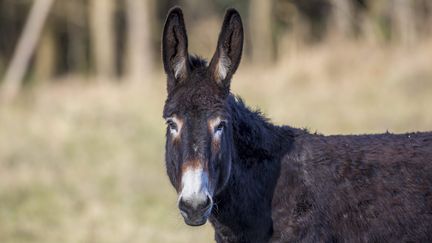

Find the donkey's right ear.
[{"left": 162, "top": 7, "right": 189, "bottom": 92}]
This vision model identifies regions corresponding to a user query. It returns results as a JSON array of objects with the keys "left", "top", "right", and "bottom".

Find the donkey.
[{"left": 162, "top": 7, "right": 432, "bottom": 243}]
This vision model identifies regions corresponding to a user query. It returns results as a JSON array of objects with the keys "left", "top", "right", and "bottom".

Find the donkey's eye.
[
  {"left": 214, "top": 121, "right": 226, "bottom": 134},
  {"left": 166, "top": 120, "right": 178, "bottom": 132}
]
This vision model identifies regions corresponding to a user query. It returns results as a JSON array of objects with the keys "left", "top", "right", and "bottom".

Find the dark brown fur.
[{"left": 272, "top": 132, "right": 432, "bottom": 242}]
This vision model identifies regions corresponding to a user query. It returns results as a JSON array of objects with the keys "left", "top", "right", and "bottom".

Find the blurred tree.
[
  {"left": 89, "top": 0, "right": 115, "bottom": 81},
  {"left": 428, "top": 0, "right": 432, "bottom": 34},
  {"left": 1, "top": 0, "right": 54, "bottom": 101},
  {"left": 288, "top": 0, "right": 332, "bottom": 42},
  {"left": 63, "top": 0, "right": 89, "bottom": 75},
  {"left": 392, "top": 0, "right": 416, "bottom": 45},
  {"left": 0, "top": 0, "right": 28, "bottom": 67},
  {"left": 415, "top": 0, "right": 432, "bottom": 36},
  {"left": 249, "top": 0, "right": 274, "bottom": 64},
  {"left": 330, "top": 0, "right": 355, "bottom": 38},
  {"left": 125, "top": 0, "right": 155, "bottom": 83},
  {"left": 34, "top": 23, "right": 56, "bottom": 82},
  {"left": 364, "top": 0, "right": 393, "bottom": 42},
  {"left": 359, "top": 0, "right": 381, "bottom": 43}
]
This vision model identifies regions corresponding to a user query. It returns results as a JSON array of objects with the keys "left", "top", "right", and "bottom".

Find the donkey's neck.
[{"left": 210, "top": 95, "right": 300, "bottom": 242}]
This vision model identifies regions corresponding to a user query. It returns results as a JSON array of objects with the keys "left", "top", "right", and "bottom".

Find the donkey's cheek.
[
  {"left": 166, "top": 144, "right": 182, "bottom": 191},
  {"left": 166, "top": 161, "right": 180, "bottom": 190}
]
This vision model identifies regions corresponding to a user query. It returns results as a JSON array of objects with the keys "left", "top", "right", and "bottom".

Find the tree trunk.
[
  {"left": 125, "top": 0, "right": 154, "bottom": 83},
  {"left": 89, "top": 0, "right": 115, "bottom": 81},
  {"left": 429, "top": 1, "right": 432, "bottom": 36},
  {"left": 1, "top": 0, "right": 55, "bottom": 102},
  {"left": 330, "top": 0, "right": 354, "bottom": 38},
  {"left": 392, "top": 0, "right": 416, "bottom": 45},
  {"left": 249, "top": 0, "right": 274, "bottom": 64},
  {"left": 34, "top": 24, "right": 56, "bottom": 83},
  {"left": 65, "top": 0, "right": 88, "bottom": 75}
]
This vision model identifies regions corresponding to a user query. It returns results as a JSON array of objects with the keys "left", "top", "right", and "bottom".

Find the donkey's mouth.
[
  {"left": 180, "top": 206, "right": 212, "bottom": 227},
  {"left": 184, "top": 216, "right": 208, "bottom": 226}
]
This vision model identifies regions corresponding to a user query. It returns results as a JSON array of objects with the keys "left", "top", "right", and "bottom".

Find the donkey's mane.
[{"left": 226, "top": 94, "right": 303, "bottom": 165}]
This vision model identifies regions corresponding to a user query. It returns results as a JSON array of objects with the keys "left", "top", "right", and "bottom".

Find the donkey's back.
[{"left": 273, "top": 131, "right": 432, "bottom": 242}]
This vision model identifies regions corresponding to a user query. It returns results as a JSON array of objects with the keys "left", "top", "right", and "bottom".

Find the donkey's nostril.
[
  {"left": 178, "top": 197, "right": 189, "bottom": 213},
  {"left": 201, "top": 196, "right": 212, "bottom": 210},
  {"left": 178, "top": 195, "right": 212, "bottom": 214}
]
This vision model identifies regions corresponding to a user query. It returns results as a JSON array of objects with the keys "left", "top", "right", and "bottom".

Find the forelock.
[
  {"left": 163, "top": 55, "right": 228, "bottom": 117},
  {"left": 165, "top": 80, "right": 226, "bottom": 115},
  {"left": 189, "top": 55, "right": 208, "bottom": 70}
]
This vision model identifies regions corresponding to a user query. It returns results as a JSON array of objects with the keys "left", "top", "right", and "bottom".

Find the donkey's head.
[{"left": 162, "top": 7, "right": 243, "bottom": 226}]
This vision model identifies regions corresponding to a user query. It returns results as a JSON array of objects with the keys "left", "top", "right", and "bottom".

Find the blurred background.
[{"left": 0, "top": 0, "right": 431, "bottom": 242}]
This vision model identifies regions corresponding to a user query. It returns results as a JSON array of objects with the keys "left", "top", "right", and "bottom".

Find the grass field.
[{"left": 0, "top": 41, "right": 431, "bottom": 243}]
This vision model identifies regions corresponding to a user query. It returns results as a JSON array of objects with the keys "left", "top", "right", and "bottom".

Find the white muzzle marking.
[{"left": 179, "top": 167, "right": 210, "bottom": 208}]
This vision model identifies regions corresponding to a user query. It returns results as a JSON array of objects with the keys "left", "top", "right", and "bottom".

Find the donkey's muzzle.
[{"left": 178, "top": 195, "right": 212, "bottom": 226}]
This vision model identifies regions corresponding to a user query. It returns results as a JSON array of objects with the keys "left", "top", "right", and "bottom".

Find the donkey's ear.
[
  {"left": 209, "top": 9, "right": 243, "bottom": 90},
  {"left": 162, "top": 7, "right": 189, "bottom": 92}
]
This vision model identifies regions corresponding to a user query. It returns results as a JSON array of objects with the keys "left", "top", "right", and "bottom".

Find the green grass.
[{"left": 0, "top": 41, "right": 431, "bottom": 242}]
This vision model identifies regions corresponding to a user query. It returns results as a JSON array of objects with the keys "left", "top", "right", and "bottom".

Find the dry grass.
[{"left": 0, "top": 41, "right": 431, "bottom": 243}]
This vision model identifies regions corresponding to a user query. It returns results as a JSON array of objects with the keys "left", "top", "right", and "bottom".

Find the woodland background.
[{"left": 0, "top": 0, "right": 431, "bottom": 242}]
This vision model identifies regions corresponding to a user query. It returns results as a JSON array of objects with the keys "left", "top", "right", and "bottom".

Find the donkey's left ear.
[{"left": 209, "top": 9, "right": 244, "bottom": 91}]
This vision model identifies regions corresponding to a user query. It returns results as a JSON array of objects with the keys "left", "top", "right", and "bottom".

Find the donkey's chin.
[
  {"left": 184, "top": 216, "right": 208, "bottom": 226},
  {"left": 180, "top": 207, "right": 212, "bottom": 227}
]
